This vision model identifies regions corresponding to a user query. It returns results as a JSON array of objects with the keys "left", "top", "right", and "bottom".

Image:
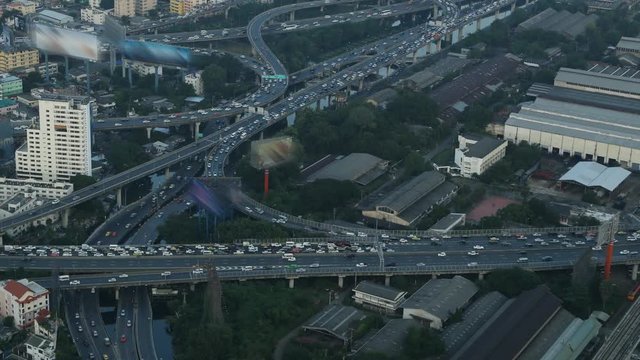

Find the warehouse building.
[
  {"left": 301, "top": 304, "right": 366, "bottom": 343},
  {"left": 355, "top": 319, "right": 421, "bottom": 357},
  {"left": 362, "top": 171, "right": 458, "bottom": 226},
  {"left": 402, "top": 275, "right": 478, "bottom": 329},
  {"left": 558, "top": 161, "right": 630, "bottom": 193},
  {"left": 516, "top": 8, "right": 597, "bottom": 39},
  {"left": 554, "top": 67, "right": 640, "bottom": 99},
  {"left": 352, "top": 281, "right": 407, "bottom": 313},
  {"left": 616, "top": 36, "right": 640, "bottom": 56},
  {"left": 304, "top": 153, "right": 389, "bottom": 185},
  {"left": 504, "top": 96, "right": 640, "bottom": 170}
]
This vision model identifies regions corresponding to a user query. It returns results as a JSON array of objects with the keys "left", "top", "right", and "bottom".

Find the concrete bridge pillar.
[
  {"left": 116, "top": 188, "right": 123, "bottom": 207},
  {"left": 384, "top": 275, "right": 391, "bottom": 287},
  {"left": 432, "top": 274, "right": 438, "bottom": 279},
  {"left": 61, "top": 208, "right": 70, "bottom": 228},
  {"left": 338, "top": 276, "right": 345, "bottom": 288},
  {"left": 154, "top": 29, "right": 158, "bottom": 35},
  {"left": 412, "top": 14, "right": 416, "bottom": 22},
  {"left": 190, "top": 283, "right": 196, "bottom": 291},
  {"left": 457, "top": 28, "right": 463, "bottom": 43},
  {"left": 525, "top": 0, "right": 529, "bottom": 5},
  {"left": 289, "top": 11, "right": 295, "bottom": 21},
  {"left": 225, "top": 6, "right": 230, "bottom": 19},
  {"left": 445, "top": 32, "right": 452, "bottom": 44},
  {"left": 358, "top": 78, "right": 364, "bottom": 91},
  {"left": 511, "top": 2, "right": 516, "bottom": 12},
  {"left": 209, "top": 42, "right": 213, "bottom": 51},
  {"left": 320, "top": 5, "right": 324, "bottom": 11},
  {"left": 194, "top": 122, "right": 201, "bottom": 139},
  {"left": 433, "top": 4, "right": 438, "bottom": 19},
  {"left": 115, "top": 288, "right": 119, "bottom": 300},
  {"left": 354, "top": 2, "right": 358, "bottom": 10},
  {"left": 165, "top": 167, "right": 171, "bottom": 179},
  {"left": 632, "top": 264, "right": 639, "bottom": 281},
  {"left": 476, "top": 19, "right": 481, "bottom": 31},
  {"left": 436, "top": 39, "right": 442, "bottom": 52},
  {"left": 146, "top": 127, "right": 152, "bottom": 139},
  {"left": 495, "top": 9, "right": 500, "bottom": 19},
  {"left": 288, "top": 278, "right": 295, "bottom": 289},
  {"left": 235, "top": 114, "right": 242, "bottom": 122},
  {"left": 478, "top": 272, "right": 485, "bottom": 280}
]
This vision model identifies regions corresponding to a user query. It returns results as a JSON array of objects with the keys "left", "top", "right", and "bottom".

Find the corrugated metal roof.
[
  {"left": 378, "top": 171, "right": 445, "bottom": 213},
  {"left": 505, "top": 97, "right": 640, "bottom": 150},
  {"left": 403, "top": 275, "right": 478, "bottom": 321},
  {"left": 617, "top": 36, "right": 640, "bottom": 52},
  {"left": 555, "top": 67, "right": 640, "bottom": 95},
  {"left": 559, "top": 162, "right": 630, "bottom": 191},
  {"left": 353, "top": 281, "right": 407, "bottom": 302}
]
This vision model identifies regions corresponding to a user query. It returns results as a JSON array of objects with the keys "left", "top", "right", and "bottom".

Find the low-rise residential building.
[
  {"left": 0, "top": 178, "right": 73, "bottom": 201},
  {"left": 0, "top": 46, "right": 39, "bottom": 72},
  {"left": 80, "top": 7, "right": 111, "bottom": 24},
  {"left": 616, "top": 36, "right": 640, "bottom": 56},
  {"left": 24, "top": 334, "right": 55, "bottom": 360},
  {"left": 170, "top": 0, "right": 207, "bottom": 15},
  {"left": 0, "top": 74, "right": 22, "bottom": 99},
  {"left": 0, "top": 279, "right": 49, "bottom": 329},
  {"left": 0, "top": 99, "right": 18, "bottom": 114},
  {"left": 0, "top": 193, "right": 60, "bottom": 236},
  {"left": 6, "top": 0, "right": 36, "bottom": 15},
  {"left": 454, "top": 134, "right": 507, "bottom": 177},
  {"left": 128, "top": 61, "right": 162, "bottom": 76},
  {"left": 184, "top": 71, "right": 204, "bottom": 96},
  {"left": 353, "top": 281, "right": 407, "bottom": 313}
]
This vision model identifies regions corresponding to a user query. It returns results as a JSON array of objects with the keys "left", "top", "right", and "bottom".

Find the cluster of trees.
[
  {"left": 56, "top": 325, "right": 81, "bottom": 360},
  {"left": 104, "top": 139, "right": 150, "bottom": 173},
  {"left": 470, "top": 198, "right": 559, "bottom": 229},
  {"left": 482, "top": 268, "right": 543, "bottom": 297},
  {"left": 479, "top": 142, "right": 541, "bottom": 184},
  {"left": 357, "top": 326, "right": 445, "bottom": 360},
  {"left": 170, "top": 281, "right": 329, "bottom": 360}
]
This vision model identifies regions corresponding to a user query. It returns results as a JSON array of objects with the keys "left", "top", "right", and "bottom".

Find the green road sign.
[{"left": 262, "top": 74, "right": 287, "bottom": 80}]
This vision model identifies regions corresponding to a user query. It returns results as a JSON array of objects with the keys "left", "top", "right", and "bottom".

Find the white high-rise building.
[{"left": 15, "top": 97, "right": 93, "bottom": 182}]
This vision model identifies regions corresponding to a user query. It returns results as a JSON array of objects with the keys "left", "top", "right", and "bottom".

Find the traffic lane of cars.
[
  {"left": 80, "top": 290, "right": 118, "bottom": 360},
  {"left": 116, "top": 288, "right": 136, "bottom": 360}
]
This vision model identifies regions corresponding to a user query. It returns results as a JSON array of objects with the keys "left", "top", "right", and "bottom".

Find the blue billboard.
[{"left": 121, "top": 40, "right": 192, "bottom": 68}]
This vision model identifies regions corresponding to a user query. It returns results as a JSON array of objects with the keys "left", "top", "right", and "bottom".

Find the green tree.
[
  {"left": 2, "top": 316, "right": 14, "bottom": 328},
  {"left": 485, "top": 268, "right": 542, "bottom": 297},
  {"left": 105, "top": 139, "right": 150, "bottom": 172},
  {"left": 158, "top": 213, "right": 200, "bottom": 243},
  {"left": 403, "top": 151, "right": 427, "bottom": 177},
  {"left": 69, "top": 174, "right": 96, "bottom": 191},
  {"left": 100, "top": 0, "right": 114, "bottom": 8},
  {"left": 403, "top": 326, "right": 445, "bottom": 359}
]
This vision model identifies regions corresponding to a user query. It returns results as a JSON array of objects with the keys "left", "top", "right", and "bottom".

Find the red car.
[{"left": 120, "top": 335, "right": 127, "bottom": 343}]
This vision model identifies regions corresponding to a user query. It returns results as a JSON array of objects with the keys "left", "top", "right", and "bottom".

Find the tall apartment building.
[
  {"left": 114, "top": 0, "right": 135, "bottom": 17},
  {"left": 136, "top": 0, "right": 157, "bottom": 15},
  {"left": 115, "top": 0, "right": 156, "bottom": 17},
  {"left": 15, "top": 97, "right": 93, "bottom": 182},
  {"left": 0, "top": 73, "right": 22, "bottom": 99},
  {"left": 0, "top": 278, "right": 49, "bottom": 329},
  {"left": 0, "top": 47, "right": 39, "bottom": 72},
  {"left": 170, "top": 0, "right": 207, "bottom": 15}
]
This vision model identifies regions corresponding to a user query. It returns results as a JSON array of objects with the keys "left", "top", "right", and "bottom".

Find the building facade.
[
  {"left": 0, "top": 74, "right": 23, "bottom": 99},
  {"left": 170, "top": 0, "right": 207, "bottom": 15},
  {"left": 114, "top": 0, "right": 135, "bottom": 17},
  {"left": 616, "top": 37, "right": 640, "bottom": 56},
  {"left": 184, "top": 70, "right": 204, "bottom": 95},
  {"left": 135, "top": 0, "right": 157, "bottom": 15},
  {"left": 0, "top": 193, "right": 61, "bottom": 236},
  {"left": 454, "top": 134, "right": 507, "bottom": 177},
  {"left": 25, "top": 335, "right": 56, "bottom": 360},
  {"left": 0, "top": 178, "right": 73, "bottom": 201},
  {"left": 554, "top": 67, "right": 640, "bottom": 100},
  {"left": 0, "top": 47, "right": 39, "bottom": 72},
  {"left": 16, "top": 97, "right": 93, "bottom": 182},
  {"left": 80, "top": 7, "right": 110, "bottom": 24},
  {"left": 6, "top": 0, "right": 36, "bottom": 15},
  {"left": 0, "top": 279, "right": 49, "bottom": 329},
  {"left": 128, "top": 61, "right": 162, "bottom": 76}
]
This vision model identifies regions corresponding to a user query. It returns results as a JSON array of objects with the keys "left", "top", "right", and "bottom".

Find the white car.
[
  {"left": 438, "top": 252, "right": 446, "bottom": 257},
  {"left": 467, "top": 251, "right": 479, "bottom": 256},
  {"left": 473, "top": 245, "right": 484, "bottom": 250},
  {"left": 108, "top": 278, "right": 116, "bottom": 283},
  {"left": 119, "top": 274, "right": 128, "bottom": 278},
  {"left": 70, "top": 280, "right": 81, "bottom": 285},
  {"left": 356, "top": 263, "right": 367, "bottom": 268},
  {"left": 620, "top": 250, "right": 630, "bottom": 255}
]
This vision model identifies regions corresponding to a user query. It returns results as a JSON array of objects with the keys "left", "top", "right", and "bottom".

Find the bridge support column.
[
  {"left": 495, "top": 9, "right": 500, "bottom": 19},
  {"left": 320, "top": 5, "right": 324, "bottom": 11},
  {"left": 209, "top": 42, "right": 213, "bottom": 51},
  {"left": 338, "top": 276, "right": 345, "bottom": 288},
  {"left": 433, "top": 4, "right": 438, "bottom": 19},
  {"left": 457, "top": 28, "right": 463, "bottom": 43},
  {"left": 128, "top": 66, "right": 133, "bottom": 88},
  {"left": 432, "top": 274, "right": 437, "bottom": 279},
  {"left": 511, "top": 2, "right": 516, "bottom": 12},
  {"left": 633, "top": 264, "right": 639, "bottom": 281},
  {"left": 289, "top": 11, "right": 295, "bottom": 21},
  {"left": 165, "top": 167, "right": 171, "bottom": 178},
  {"left": 525, "top": 0, "right": 529, "bottom": 5},
  {"left": 288, "top": 278, "right": 295, "bottom": 289},
  {"left": 354, "top": 2, "right": 358, "bottom": 10},
  {"left": 436, "top": 39, "right": 442, "bottom": 52},
  {"left": 190, "top": 283, "right": 196, "bottom": 291},
  {"left": 61, "top": 208, "right": 70, "bottom": 228},
  {"left": 476, "top": 19, "right": 481, "bottom": 31},
  {"left": 116, "top": 188, "right": 123, "bottom": 207},
  {"left": 386, "top": 65, "right": 391, "bottom": 77},
  {"left": 445, "top": 32, "right": 452, "bottom": 44},
  {"left": 115, "top": 288, "right": 119, "bottom": 300},
  {"left": 225, "top": 6, "right": 230, "bottom": 19},
  {"left": 384, "top": 275, "right": 391, "bottom": 287},
  {"left": 358, "top": 78, "right": 364, "bottom": 91},
  {"left": 412, "top": 14, "right": 416, "bottom": 22},
  {"left": 146, "top": 127, "right": 152, "bottom": 139},
  {"left": 194, "top": 122, "right": 201, "bottom": 139},
  {"left": 154, "top": 66, "right": 160, "bottom": 93},
  {"left": 478, "top": 272, "right": 485, "bottom": 280}
]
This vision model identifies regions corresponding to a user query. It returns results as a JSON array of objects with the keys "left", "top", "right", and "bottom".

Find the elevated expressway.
[{"left": 0, "top": 0, "right": 528, "bottom": 236}]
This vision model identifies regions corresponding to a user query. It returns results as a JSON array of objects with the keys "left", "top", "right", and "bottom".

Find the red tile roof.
[{"left": 4, "top": 280, "right": 31, "bottom": 299}]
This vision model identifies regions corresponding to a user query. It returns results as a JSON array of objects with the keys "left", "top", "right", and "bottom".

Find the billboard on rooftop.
[{"left": 30, "top": 23, "right": 100, "bottom": 61}]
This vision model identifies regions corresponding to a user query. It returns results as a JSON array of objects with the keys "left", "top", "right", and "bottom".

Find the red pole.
[
  {"left": 604, "top": 240, "right": 614, "bottom": 280},
  {"left": 263, "top": 169, "right": 269, "bottom": 198}
]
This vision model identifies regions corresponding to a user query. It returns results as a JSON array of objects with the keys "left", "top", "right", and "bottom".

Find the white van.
[
  {"left": 58, "top": 275, "right": 70, "bottom": 281},
  {"left": 517, "top": 257, "right": 529, "bottom": 263}
]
